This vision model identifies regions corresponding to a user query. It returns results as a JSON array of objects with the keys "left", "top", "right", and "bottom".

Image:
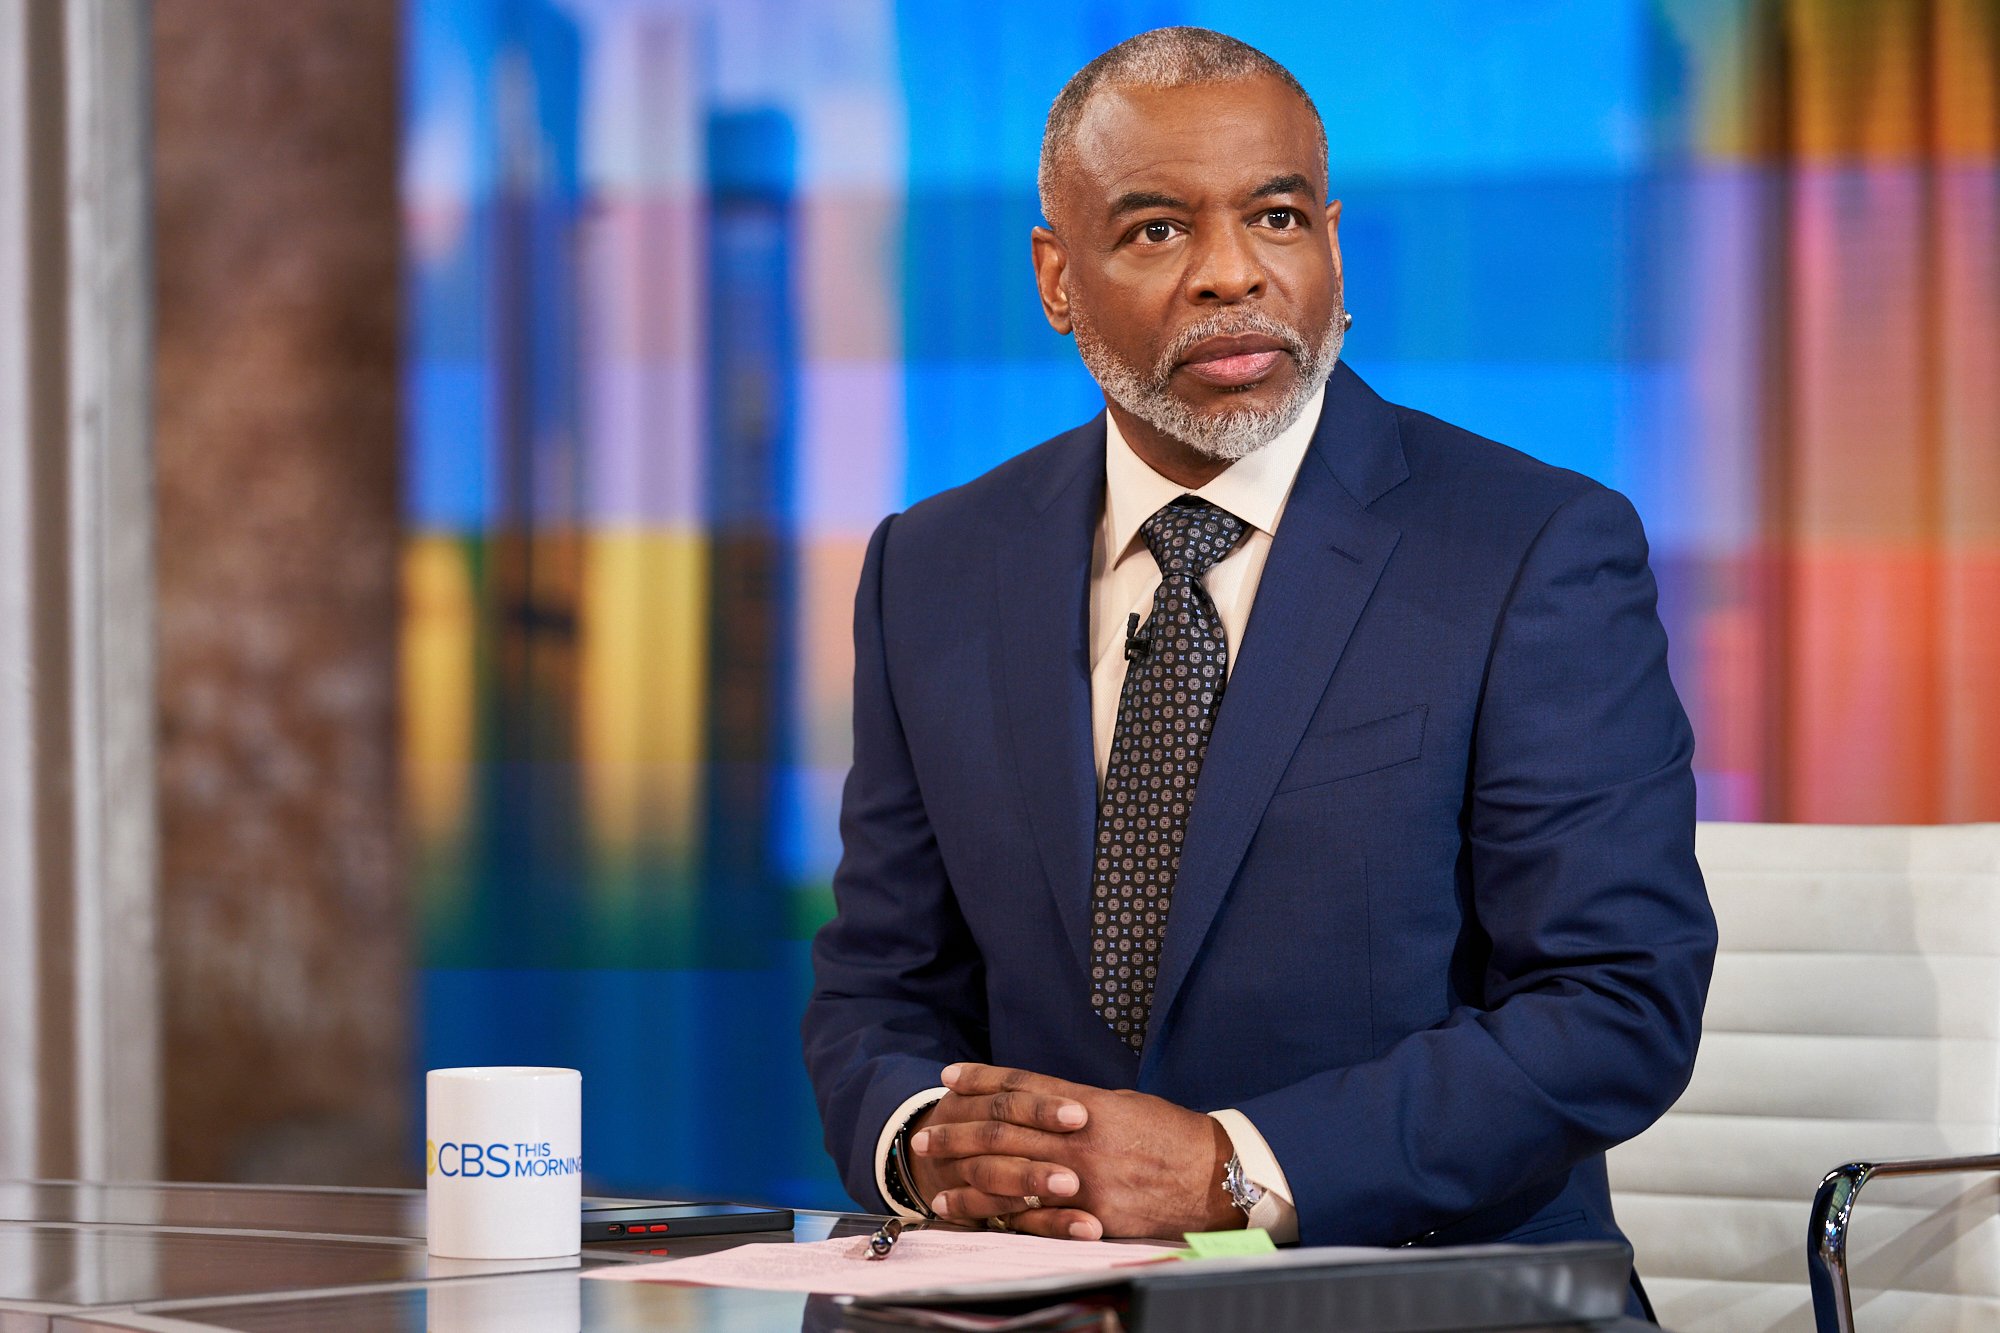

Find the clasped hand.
[{"left": 903, "top": 1063, "right": 1239, "bottom": 1241}]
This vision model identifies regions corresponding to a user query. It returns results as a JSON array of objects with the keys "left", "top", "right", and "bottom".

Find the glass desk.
[
  {"left": 0, "top": 1182, "right": 844, "bottom": 1331},
  {"left": 53, "top": 1266, "right": 858, "bottom": 1333},
  {"left": 0, "top": 1182, "right": 423, "bottom": 1241},
  {"left": 0, "top": 1183, "right": 1655, "bottom": 1333},
  {"left": 52, "top": 1265, "right": 1659, "bottom": 1333}
]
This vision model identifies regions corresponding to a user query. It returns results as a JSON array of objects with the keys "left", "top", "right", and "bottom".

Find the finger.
[
  {"left": 931, "top": 1184, "right": 1037, "bottom": 1221},
  {"left": 983, "top": 1087, "right": 1090, "bottom": 1132},
  {"left": 955, "top": 1154, "right": 1081, "bottom": 1201},
  {"left": 912, "top": 1120, "right": 1067, "bottom": 1161},
  {"left": 943, "top": 1063, "right": 1090, "bottom": 1107},
  {"left": 1007, "top": 1208, "right": 1105, "bottom": 1242}
]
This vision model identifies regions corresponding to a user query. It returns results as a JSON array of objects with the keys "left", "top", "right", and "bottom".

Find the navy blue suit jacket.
[{"left": 803, "top": 363, "right": 1715, "bottom": 1251}]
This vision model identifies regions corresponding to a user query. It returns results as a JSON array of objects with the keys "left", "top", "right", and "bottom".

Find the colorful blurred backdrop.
[{"left": 400, "top": 0, "right": 2000, "bottom": 1208}]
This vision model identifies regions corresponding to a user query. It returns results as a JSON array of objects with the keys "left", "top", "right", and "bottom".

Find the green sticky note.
[{"left": 1181, "top": 1227, "right": 1278, "bottom": 1259}]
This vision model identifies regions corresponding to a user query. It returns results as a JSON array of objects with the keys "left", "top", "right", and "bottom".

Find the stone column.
[{"left": 152, "top": 0, "right": 407, "bottom": 1184}]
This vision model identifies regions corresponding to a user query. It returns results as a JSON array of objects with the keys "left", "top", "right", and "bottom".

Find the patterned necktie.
[{"left": 1089, "top": 495, "right": 1249, "bottom": 1049}]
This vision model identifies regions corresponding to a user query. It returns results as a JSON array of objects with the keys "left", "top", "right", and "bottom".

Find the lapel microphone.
[{"left": 1124, "top": 612, "right": 1151, "bottom": 661}]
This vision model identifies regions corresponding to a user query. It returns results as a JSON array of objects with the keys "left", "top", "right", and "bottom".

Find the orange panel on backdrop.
[{"left": 1787, "top": 550, "right": 1943, "bottom": 822}]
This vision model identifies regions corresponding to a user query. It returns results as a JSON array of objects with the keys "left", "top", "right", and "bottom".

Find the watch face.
[{"left": 1224, "top": 1155, "right": 1265, "bottom": 1212}]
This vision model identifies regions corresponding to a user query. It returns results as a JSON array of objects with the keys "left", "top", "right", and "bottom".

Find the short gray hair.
[{"left": 1037, "top": 27, "right": 1328, "bottom": 228}]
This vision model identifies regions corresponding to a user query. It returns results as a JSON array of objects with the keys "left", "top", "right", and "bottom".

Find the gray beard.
[{"left": 1070, "top": 303, "right": 1345, "bottom": 462}]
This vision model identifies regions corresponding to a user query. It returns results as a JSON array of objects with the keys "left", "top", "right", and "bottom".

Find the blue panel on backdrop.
[
  {"left": 1196, "top": 1, "right": 1674, "bottom": 178},
  {"left": 896, "top": 2, "right": 1194, "bottom": 189},
  {"left": 409, "top": 360, "right": 495, "bottom": 529},
  {"left": 899, "top": 191, "right": 1071, "bottom": 364},
  {"left": 423, "top": 963, "right": 846, "bottom": 1208},
  {"left": 1350, "top": 356, "right": 1689, "bottom": 509},
  {"left": 903, "top": 362, "right": 1106, "bottom": 502},
  {"left": 1340, "top": 174, "right": 1693, "bottom": 366}
]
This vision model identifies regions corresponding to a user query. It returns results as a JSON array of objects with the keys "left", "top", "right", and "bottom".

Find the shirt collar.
[{"left": 1103, "top": 381, "right": 1326, "bottom": 568}]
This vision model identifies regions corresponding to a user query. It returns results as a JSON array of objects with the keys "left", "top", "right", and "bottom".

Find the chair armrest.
[{"left": 1807, "top": 1151, "right": 2000, "bottom": 1333}]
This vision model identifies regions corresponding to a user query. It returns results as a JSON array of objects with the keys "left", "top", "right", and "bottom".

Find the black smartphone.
[{"left": 581, "top": 1200, "right": 795, "bottom": 1243}]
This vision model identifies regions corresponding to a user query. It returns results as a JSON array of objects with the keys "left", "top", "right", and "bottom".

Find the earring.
[{"left": 1341, "top": 310, "right": 1354, "bottom": 331}]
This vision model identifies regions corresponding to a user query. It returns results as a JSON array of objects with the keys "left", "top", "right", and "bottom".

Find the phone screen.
[
  {"left": 581, "top": 1201, "right": 794, "bottom": 1241},
  {"left": 585, "top": 1204, "right": 774, "bottom": 1219}
]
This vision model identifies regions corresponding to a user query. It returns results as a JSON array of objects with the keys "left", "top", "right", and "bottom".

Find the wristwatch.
[
  {"left": 1222, "top": 1153, "right": 1267, "bottom": 1218},
  {"left": 884, "top": 1099, "right": 941, "bottom": 1219}
]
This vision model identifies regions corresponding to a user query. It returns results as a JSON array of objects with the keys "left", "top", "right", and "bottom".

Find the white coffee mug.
[{"left": 427, "top": 1067, "right": 582, "bottom": 1258}]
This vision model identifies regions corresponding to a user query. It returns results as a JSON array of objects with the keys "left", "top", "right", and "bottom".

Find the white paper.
[{"left": 582, "top": 1227, "right": 1182, "bottom": 1298}]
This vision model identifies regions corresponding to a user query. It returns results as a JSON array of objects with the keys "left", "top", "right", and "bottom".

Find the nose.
[{"left": 1183, "top": 221, "right": 1263, "bottom": 305}]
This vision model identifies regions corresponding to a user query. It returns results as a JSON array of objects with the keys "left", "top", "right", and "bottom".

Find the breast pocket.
[{"left": 1274, "top": 704, "right": 1427, "bottom": 794}]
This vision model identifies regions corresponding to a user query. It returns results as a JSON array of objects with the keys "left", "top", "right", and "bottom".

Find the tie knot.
[{"left": 1140, "top": 496, "right": 1247, "bottom": 581}]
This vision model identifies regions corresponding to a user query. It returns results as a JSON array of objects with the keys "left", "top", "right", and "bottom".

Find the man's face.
[{"left": 1033, "top": 74, "right": 1344, "bottom": 462}]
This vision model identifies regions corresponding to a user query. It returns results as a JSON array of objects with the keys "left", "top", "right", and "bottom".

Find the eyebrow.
[
  {"left": 1107, "top": 189, "right": 1190, "bottom": 220},
  {"left": 1104, "top": 174, "right": 1319, "bottom": 223},
  {"left": 1247, "top": 173, "right": 1316, "bottom": 201}
]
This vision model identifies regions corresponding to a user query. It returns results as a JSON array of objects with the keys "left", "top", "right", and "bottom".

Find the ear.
[
  {"left": 1031, "top": 226, "right": 1073, "bottom": 335},
  {"left": 1324, "top": 198, "right": 1344, "bottom": 296}
]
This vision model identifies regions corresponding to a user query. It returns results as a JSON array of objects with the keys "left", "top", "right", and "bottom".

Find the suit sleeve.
[
  {"left": 1235, "top": 483, "right": 1717, "bottom": 1245},
  {"left": 801, "top": 513, "right": 990, "bottom": 1210}
]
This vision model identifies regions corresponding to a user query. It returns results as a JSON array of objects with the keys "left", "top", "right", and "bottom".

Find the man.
[{"left": 802, "top": 25, "right": 1714, "bottom": 1306}]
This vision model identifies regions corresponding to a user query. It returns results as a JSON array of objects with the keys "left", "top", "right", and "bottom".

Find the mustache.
[{"left": 1154, "top": 311, "right": 1312, "bottom": 383}]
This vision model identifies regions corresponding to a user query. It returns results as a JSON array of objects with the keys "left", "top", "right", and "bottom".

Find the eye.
[
  {"left": 1136, "top": 219, "right": 1180, "bottom": 244},
  {"left": 1258, "top": 208, "right": 1302, "bottom": 231}
]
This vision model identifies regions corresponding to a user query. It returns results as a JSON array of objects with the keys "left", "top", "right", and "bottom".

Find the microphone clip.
[{"left": 1124, "top": 612, "right": 1151, "bottom": 662}]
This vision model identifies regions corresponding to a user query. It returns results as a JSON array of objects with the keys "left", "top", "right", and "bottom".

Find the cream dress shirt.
[{"left": 873, "top": 387, "right": 1327, "bottom": 1241}]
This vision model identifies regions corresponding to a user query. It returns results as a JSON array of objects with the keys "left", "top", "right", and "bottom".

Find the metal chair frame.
[{"left": 1806, "top": 1152, "right": 2000, "bottom": 1333}]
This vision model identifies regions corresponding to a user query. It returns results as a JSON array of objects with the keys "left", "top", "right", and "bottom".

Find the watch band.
[{"left": 885, "top": 1100, "right": 940, "bottom": 1218}]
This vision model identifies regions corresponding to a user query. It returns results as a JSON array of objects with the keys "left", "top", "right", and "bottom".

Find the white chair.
[{"left": 1607, "top": 822, "right": 2000, "bottom": 1331}]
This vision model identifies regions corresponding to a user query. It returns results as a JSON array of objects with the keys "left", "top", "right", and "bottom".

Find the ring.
[
  {"left": 986, "top": 1215, "right": 1012, "bottom": 1232},
  {"left": 1022, "top": 1194, "right": 1042, "bottom": 1210}
]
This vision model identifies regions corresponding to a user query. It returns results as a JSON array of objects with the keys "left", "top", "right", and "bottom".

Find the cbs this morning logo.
[{"left": 428, "top": 1139, "right": 582, "bottom": 1180}]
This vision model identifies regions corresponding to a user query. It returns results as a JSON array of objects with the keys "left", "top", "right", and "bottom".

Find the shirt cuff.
[
  {"left": 1209, "top": 1108, "right": 1299, "bottom": 1244},
  {"left": 874, "top": 1087, "right": 948, "bottom": 1219}
]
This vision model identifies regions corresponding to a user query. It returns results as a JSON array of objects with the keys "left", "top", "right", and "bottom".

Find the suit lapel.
[
  {"left": 1140, "top": 365, "right": 1409, "bottom": 1066},
  {"left": 995, "top": 420, "right": 1106, "bottom": 986}
]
